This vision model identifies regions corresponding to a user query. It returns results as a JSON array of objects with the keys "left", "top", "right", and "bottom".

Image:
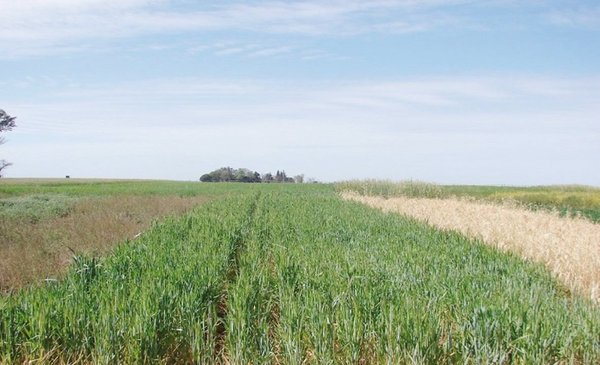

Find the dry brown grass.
[
  {"left": 0, "top": 195, "right": 208, "bottom": 290},
  {"left": 342, "top": 191, "right": 600, "bottom": 303}
]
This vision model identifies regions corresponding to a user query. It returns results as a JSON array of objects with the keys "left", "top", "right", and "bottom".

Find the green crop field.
[{"left": 1, "top": 181, "right": 599, "bottom": 364}]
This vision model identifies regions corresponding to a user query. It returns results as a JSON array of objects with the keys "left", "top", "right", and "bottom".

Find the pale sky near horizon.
[{"left": 1, "top": 0, "right": 599, "bottom": 184}]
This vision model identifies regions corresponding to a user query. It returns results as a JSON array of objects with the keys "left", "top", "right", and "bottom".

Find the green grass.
[
  {"left": 0, "top": 179, "right": 247, "bottom": 198},
  {"left": 336, "top": 180, "right": 600, "bottom": 222},
  {"left": 1, "top": 183, "right": 599, "bottom": 363},
  {"left": 0, "top": 179, "right": 330, "bottom": 199},
  {"left": 0, "top": 194, "right": 76, "bottom": 222}
]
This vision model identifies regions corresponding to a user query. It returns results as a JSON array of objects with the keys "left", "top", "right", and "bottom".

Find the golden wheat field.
[{"left": 342, "top": 191, "right": 600, "bottom": 303}]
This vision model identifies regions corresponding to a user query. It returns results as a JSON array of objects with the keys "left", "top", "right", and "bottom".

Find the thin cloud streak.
[
  {"left": 6, "top": 75, "right": 600, "bottom": 133},
  {"left": 3, "top": 0, "right": 585, "bottom": 58},
  {"left": 0, "top": 0, "right": 460, "bottom": 40},
  {"left": 546, "top": 5, "right": 600, "bottom": 29}
]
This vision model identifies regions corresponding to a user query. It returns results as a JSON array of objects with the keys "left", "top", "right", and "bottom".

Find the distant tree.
[
  {"left": 0, "top": 161, "right": 11, "bottom": 176},
  {"left": 235, "top": 169, "right": 246, "bottom": 182},
  {"left": 0, "top": 110, "right": 16, "bottom": 141},
  {"left": 263, "top": 172, "right": 274, "bottom": 183},
  {"left": 275, "top": 170, "right": 290, "bottom": 183},
  {"left": 235, "top": 168, "right": 258, "bottom": 183},
  {"left": 200, "top": 167, "right": 307, "bottom": 183},
  {"left": 199, "top": 173, "right": 213, "bottom": 182},
  {"left": 218, "top": 167, "right": 234, "bottom": 182},
  {"left": 279, "top": 170, "right": 295, "bottom": 183},
  {"left": 200, "top": 167, "right": 262, "bottom": 183},
  {"left": 0, "top": 109, "right": 16, "bottom": 177}
]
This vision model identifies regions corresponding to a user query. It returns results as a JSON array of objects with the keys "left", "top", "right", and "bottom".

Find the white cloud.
[
  {"left": 182, "top": 40, "right": 333, "bottom": 60},
  {"left": 2, "top": 0, "right": 598, "bottom": 58},
  {"left": 6, "top": 74, "right": 600, "bottom": 131},
  {"left": 2, "top": 74, "right": 599, "bottom": 183},
  {"left": 247, "top": 46, "right": 294, "bottom": 58},
  {"left": 6, "top": 0, "right": 597, "bottom": 58},
  {"left": 0, "top": 0, "right": 471, "bottom": 57},
  {"left": 546, "top": 6, "right": 600, "bottom": 28}
]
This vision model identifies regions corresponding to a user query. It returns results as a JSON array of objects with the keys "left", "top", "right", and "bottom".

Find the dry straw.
[{"left": 342, "top": 191, "right": 600, "bottom": 303}]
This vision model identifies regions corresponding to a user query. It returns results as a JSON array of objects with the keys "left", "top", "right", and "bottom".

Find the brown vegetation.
[
  {"left": 342, "top": 191, "right": 600, "bottom": 303},
  {"left": 0, "top": 195, "right": 208, "bottom": 290}
]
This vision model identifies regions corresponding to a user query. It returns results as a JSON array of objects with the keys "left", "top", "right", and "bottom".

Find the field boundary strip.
[
  {"left": 341, "top": 191, "right": 600, "bottom": 303},
  {"left": 0, "top": 195, "right": 209, "bottom": 290}
]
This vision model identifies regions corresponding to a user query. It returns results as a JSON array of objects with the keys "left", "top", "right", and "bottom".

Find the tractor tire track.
[{"left": 214, "top": 193, "right": 261, "bottom": 363}]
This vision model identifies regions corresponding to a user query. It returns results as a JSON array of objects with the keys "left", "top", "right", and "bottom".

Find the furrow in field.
[
  {"left": 224, "top": 192, "right": 283, "bottom": 364},
  {"left": 341, "top": 191, "right": 600, "bottom": 303},
  {"left": 215, "top": 192, "right": 260, "bottom": 363}
]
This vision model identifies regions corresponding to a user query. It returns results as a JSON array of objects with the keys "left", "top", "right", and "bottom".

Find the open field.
[
  {"left": 336, "top": 180, "right": 600, "bottom": 223},
  {"left": 1, "top": 181, "right": 600, "bottom": 363},
  {"left": 0, "top": 179, "right": 249, "bottom": 198}
]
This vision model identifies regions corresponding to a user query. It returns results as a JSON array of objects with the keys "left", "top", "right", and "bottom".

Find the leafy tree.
[
  {"left": 275, "top": 170, "right": 288, "bottom": 182},
  {"left": 199, "top": 173, "right": 214, "bottom": 182},
  {"left": 200, "top": 167, "right": 262, "bottom": 183},
  {"left": 0, "top": 109, "right": 16, "bottom": 177},
  {"left": 263, "top": 173, "right": 274, "bottom": 183},
  {"left": 199, "top": 167, "right": 304, "bottom": 183}
]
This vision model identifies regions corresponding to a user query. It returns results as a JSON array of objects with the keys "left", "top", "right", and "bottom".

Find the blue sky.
[{"left": 1, "top": 0, "right": 599, "bottom": 184}]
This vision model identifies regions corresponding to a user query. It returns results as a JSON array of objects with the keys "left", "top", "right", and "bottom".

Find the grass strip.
[{"left": 336, "top": 180, "right": 600, "bottom": 223}]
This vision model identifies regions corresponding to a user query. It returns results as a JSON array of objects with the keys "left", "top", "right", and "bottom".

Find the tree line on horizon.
[{"left": 200, "top": 167, "right": 308, "bottom": 183}]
